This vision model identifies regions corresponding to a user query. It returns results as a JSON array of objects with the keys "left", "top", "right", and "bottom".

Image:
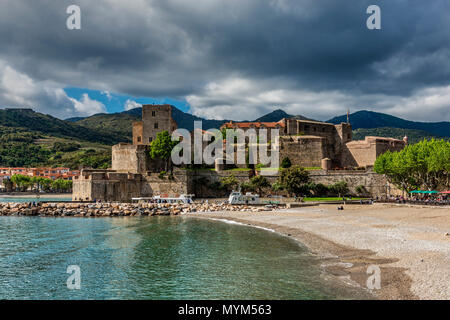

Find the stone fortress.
[
  {"left": 73, "top": 104, "right": 406, "bottom": 202},
  {"left": 221, "top": 116, "right": 406, "bottom": 169}
]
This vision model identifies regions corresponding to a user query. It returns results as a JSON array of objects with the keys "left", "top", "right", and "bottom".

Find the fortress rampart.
[{"left": 73, "top": 104, "right": 406, "bottom": 201}]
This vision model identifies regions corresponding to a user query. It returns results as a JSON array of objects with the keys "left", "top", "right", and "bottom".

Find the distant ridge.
[
  {"left": 254, "top": 109, "right": 314, "bottom": 122},
  {"left": 327, "top": 110, "right": 450, "bottom": 137},
  {"left": 0, "top": 108, "right": 124, "bottom": 144},
  {"left": 69, "top": 106, "right": 312, "bottom": 133}
]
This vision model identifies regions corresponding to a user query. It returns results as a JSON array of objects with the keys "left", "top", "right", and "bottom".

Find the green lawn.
[
  {"left": 258, "top": 167, "right": 322, "bottom": 171},
  {"left": 302, "top": 197, "right": 369, "bottom": 202}
]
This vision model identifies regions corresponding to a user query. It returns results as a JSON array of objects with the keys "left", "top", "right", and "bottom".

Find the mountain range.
[
  {"left": 0, "top": 106, "right": 447, "bottom": 145},
  {"left": 67, "top": 107, "right": 450, "bottom": 143}
]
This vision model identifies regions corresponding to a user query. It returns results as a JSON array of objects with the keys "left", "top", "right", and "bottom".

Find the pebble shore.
[{"left": 0, "top": 202, "right": 278, "bottom": 217}]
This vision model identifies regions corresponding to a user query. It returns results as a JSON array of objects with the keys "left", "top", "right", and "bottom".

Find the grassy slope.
[
  {"left": 0, "top": 108, "right": 127, "bottom": 145},
  {"left": 0, "top": 109, "right": 115, "bottom": 169}
]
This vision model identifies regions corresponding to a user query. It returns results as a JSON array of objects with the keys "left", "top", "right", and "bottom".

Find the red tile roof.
[{"left": 221, "top": 120, "right": 285, "bottom": 129}]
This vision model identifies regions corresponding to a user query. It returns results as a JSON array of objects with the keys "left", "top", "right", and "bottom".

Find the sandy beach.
[{"left": 191, "top": 203, "right": 450, "bottom": 300}]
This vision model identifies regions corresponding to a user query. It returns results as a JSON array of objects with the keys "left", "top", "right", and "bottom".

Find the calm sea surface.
[
  {"left": 0, "top": 196, "right": 72, "bottom": 203},
  {"left": 0, "top": 216, "right": 370, "bottom": 299}
]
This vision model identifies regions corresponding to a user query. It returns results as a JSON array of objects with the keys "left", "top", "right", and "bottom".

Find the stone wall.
[
  {"left": 73, "top": 170, "right": 144, "bottom": 202},
  {"left": 279, "top": 136, "right": 326, "bottom": 167},
  {"left": 132, "top": 121, "right": 143, "bottom": 145},
  {"left": 73, "top": 167, "right": 400, "bottom": 201},
  {"left": 343, "top": 137, "right": 406, "bottom": 168},
  {"left": 111, "top": 143, "right": 149, "bottom": 174},
  {"left": 142, "top": 171, "right": 192, "bottom": 196},
  {"left": 309, "top": 169, "right": 389, "bottom": 196}
]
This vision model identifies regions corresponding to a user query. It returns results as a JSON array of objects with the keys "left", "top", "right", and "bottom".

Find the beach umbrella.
[
  {"left": 424, "top": 191, "right": 439, "bottom": 194},
  {"left": 409, "top": 190, "right": 422, "bottom": 194},
  {"left": 439, "top": 191, "right": 450, "bottom": 194}
]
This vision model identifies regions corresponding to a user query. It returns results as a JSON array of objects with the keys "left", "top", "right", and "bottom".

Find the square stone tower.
[{"left": 132, "top": 104, "right": 178, "bottom": 145}]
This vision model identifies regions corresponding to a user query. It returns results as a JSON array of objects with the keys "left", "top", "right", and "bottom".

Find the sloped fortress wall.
[
  {"left": 72, "top": 170, "right": 144, "bottom": 202},
  {"left": 343, "top": 137, "right": 406, "bottom": 168},
  {"left": 112, "top": 143, "right": 149, "bottom": 174},
  {"left": 279, "top": 136, "right": 326, "bottom": 167}
]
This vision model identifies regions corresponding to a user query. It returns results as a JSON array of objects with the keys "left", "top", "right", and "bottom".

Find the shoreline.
[
  {"left": 188, "top": 214, "right": 412, "bottom": 300},
  {"left": 187, "top": 204, "right": 449, "bottom": 300}
]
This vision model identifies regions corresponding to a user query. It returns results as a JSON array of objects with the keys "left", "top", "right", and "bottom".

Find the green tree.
[
  {"left": 374, "top": 139, "right": 450, "bottom": 192},
  {"left": 328, "top": 181, "right": 349, "bottom": 197},
  {"left": 310, "top": 183, "right": 329, "bottom": 197},
  {"left": 39, "top": 178, "right": 53, "bottom": 191},
  {"left": 240, "top": 181, "right": 256, "bottom": 193},
  {"left": 51, "top": 179, "right": 72, "bottom": 192},
  {"left": 250, "top": 175, "right": 270, "bottom": 195},
  {"left": 10, "top": 174, "right": 32, "bottom": 192},
  {"left": 271, "top": 181, "right": 284, "bottom": 194},
  {"left": 278, "top": 166, "right": 310, "bottom": 196},
  {"left": 150, "top": 131, "right": 179, "bottom": 171},
  {"left": 220, "top": 174, "right": 239, "bottom": 191},
  {"left": 281, "top": 157, "right": 292, "bottom": 168}
]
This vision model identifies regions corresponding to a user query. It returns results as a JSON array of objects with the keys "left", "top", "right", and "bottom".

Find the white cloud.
[
  {"left": 101, "top": 90, "right": 112, "bottom": 100},
  {"left": 69, "top": 94, "right": 106, "bottom": 116},
  {"left": 124, "top": 99, "right": 142, "bottom": 111},
  {"left": 0, "top": 60, "right": 106, "bottom": 117},
  {"left": 387, "top": 86, "right": 450, "bottom": 121},
  {"left": 186, "top": 76, "right": 450, "bottom": 122},
  {"left": 187, "top": 77, "right": 355, "bottom": 120}
]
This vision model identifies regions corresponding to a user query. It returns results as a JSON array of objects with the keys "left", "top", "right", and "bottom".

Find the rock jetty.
[{"left": 0, "top": 202, "right": 279, "bottom": 217}]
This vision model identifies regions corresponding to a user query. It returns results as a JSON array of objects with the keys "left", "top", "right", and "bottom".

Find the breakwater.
[{"left": 0, "top": 202, "right": 278, "bottom": 217}]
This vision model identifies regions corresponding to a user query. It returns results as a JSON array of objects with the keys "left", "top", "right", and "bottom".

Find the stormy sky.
[{"left": 0, "top": 0, "right": 449, "bottom": 121}]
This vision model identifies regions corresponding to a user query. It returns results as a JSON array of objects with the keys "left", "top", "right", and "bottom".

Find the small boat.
[
  {"left": 228, "top": 190, "right": 260, "bottom": 205},
  {"left": 132, "top": 194, "right": 194, "bottom": 204},
  {"left": 153, "top": 194, "right": 194, "bottom": 204}
]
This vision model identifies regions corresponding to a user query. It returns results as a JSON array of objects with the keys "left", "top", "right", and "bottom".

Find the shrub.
[
  {"left": 240, "top": 182, "right": 255, "bottom": 193},
  {"left": 278, "top": 166, "right": 310, "bottom": 196},
  {"left": 250, "top": 175, "right": 270, "bottom": 194},
  {"left": 355, "top": 185, "right": 368, "bottom": 195},
  {"left": 52, "top": 142, "right": 81, "bottom": 152},
  {"left": 281, "top": 157, "right": 292, "bottom": 168},
  {"left": 328, "top": 181, "right": 349, "bottom": 197},
  {"left": 220, "top": 174, "right": 239, "bottom": 191},
  {"left": 158, "top": 171, "right": 166, "bottom": 179}
]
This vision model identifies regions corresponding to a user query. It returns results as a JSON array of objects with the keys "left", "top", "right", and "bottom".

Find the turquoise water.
[
  {"left": 0, "top": 197, "right": 72, "bottom": 203},
  {"left": 0, "top": 216, "right": 369, "bottom": 299}
]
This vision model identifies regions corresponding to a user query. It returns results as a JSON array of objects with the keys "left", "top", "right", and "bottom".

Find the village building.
[{"left": 0, "top": 167, "right": 80, "bottom": 189}]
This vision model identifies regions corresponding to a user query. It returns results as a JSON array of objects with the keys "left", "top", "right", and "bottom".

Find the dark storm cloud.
[{"left": 0, "top": 0, "right": 449, "bottom": 120}]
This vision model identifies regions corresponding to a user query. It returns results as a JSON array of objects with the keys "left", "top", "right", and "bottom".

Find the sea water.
[{"left": 0, "top": 216, "right": 370, "bottom": 299}]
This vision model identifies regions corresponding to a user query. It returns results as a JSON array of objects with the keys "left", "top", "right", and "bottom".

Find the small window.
[
  {"left": 137, "top": 136, "right": 142, "bottom": 142},
  {"left": 149, "top": 137, "right": 153, "bottom": 143},
  {"left": 154, "top": 123, "right": 158, "bottom": 129},
  {"left": 152, "top": 111, "right": 156, "bottom": 117}
]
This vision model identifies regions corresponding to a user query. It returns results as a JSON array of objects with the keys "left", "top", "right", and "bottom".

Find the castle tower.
[{"left": 132, "top": 104, "right": 178, "bottom": 145}]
